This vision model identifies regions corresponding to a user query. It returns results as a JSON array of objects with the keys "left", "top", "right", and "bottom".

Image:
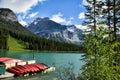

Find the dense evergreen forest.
[{"left": 0, "top": 18, "right": 82, "bottom": 51}]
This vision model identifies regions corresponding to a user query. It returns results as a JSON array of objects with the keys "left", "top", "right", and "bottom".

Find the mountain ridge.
[
  {"left": 0, "top": 8, "right": 18, "bottom": 22},
  {"left": 27, "top": 17, "right": 83, "bottom": 45},
  {"left": 0, "top": 8, "right": 35, "bottom": 36},
  {"left": 0, "top": 8, "right": 82, "bottom": 51}
]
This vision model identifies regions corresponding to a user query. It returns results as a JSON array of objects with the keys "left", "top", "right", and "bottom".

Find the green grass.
[{"left": 8, "top": 36, "right": 26, "bottom": 51}]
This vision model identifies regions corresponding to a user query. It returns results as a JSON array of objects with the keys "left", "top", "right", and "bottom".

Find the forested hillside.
[{"left": 0, "top": 17, "right": 82, "bottom": 51}]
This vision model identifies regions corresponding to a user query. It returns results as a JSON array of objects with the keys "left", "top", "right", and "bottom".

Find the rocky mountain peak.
[
  {"left": 0, "top": 8, "right": 18, "bottom": 22},
  {"left": 33, "top": 17, "right": 50, "bottom": 22},
  {"left": 43, "top": 17, "right": 49, "bottom": 20},
  {"left": 27, "top": 17, "right": 83, "bottom": 45}
]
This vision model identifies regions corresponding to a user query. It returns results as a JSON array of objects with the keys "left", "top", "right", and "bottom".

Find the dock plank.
[{"left": 0, "top": 71, "right": 14, "bottom": 79}]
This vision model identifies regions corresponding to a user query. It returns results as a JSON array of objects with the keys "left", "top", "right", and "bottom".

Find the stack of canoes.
[
  {"left": 7, "top": 63, "right": 48, "bottom": 76},
  {"left": 0, "top": 57, "right": 55, "bottom": 77},
  {"left": 0, "top": 57, "right": 23, "bottom": 69}
]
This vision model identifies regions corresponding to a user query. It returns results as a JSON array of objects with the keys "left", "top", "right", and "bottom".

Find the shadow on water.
[{"left": 0, "top": 50, "right": 8, "bottom": 57}]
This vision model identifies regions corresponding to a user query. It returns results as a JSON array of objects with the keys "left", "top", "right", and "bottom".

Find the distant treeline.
[{"left": 0, "top": 18, "right": 82, "bottom": 51}]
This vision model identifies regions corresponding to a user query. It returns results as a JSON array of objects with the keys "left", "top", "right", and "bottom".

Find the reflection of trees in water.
[
  {"left": 0, "top": 50, "right": 8, "bottom": 57},
  {"left": 0, "top": 51, "right": 32, "bottom": 60},
  {"left": 57, "top": 63, "right": 77, "bottom": 80}
]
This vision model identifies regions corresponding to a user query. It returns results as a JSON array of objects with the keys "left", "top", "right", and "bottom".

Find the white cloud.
[
  {"left": 79, "top": 12, "right": 85, "bottom": 19},
  {"left": 82, "top": 0, "right": 102, "bottom": 6},
  {"left": 97, "top": 0, "right": 103, "bottom": 1},
  {"left": 18, "top": 12, "right": 28, "bottom": 20},
  {"left": 28, "top": 12, "right": 39, "bottom": 18},
  {"left": 18, "top": 11, "right": 39, "bottom": 26},
  {"left": 50, "top": 12, "right": 66, "bottom": 23},
  {"left": 0, "top": 0, "right": 46, "bottom": 13},
  {"left": 0, "top": 0, "right": 46, "bottom": 26},
  {"left": 75, "top": 24, "right": 87, "bottom": 30},
  {"left": 66, "top": 17, "right": 74, "bottom": 25},
  {"left": 102, "top": 6, "right": 107, "bottom": 9},
  {"left": 17, "top": 12, "right": 28, "bottom": 26},
  {"left": 19, "top": 20, "right": 27, "bottom": 26},
  {"left": 82, "top": 0, "right": 89, "bottom": 6},
  {"left": 50, "top": 12, "right": 74, "bottom": 25}
]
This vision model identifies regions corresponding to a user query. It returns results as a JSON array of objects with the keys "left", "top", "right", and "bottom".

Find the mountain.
[
  {"left": 0, "top": 8, "right": 34, "bottom": 35},
  {"left": 0, "top": 8, "right": 18, "bottom": 22},
  {"left": 0, "top": 8, "right": 82, "bottom": 51},
  {"left": 27, "top": 17, "right": 83, "bottom": 45}
]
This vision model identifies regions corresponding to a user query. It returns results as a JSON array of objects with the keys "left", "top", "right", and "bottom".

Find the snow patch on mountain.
[{"left": 27, "top": 17, "right": 83, "bottom": 45}]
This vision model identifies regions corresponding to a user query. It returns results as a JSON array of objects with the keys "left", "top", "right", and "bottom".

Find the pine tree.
[
  {"left": 79, "top": 26, "right": 120, "bottom": 80},
  {"left": 80, "top": 0, "right": 120, "bottom": 79}
]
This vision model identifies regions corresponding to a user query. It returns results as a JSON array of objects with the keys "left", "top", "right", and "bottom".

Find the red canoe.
[{"left": 7, "top": 63, "right": 48, "bottom": 76}]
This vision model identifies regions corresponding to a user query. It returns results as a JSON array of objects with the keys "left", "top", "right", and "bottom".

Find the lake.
[{"left": 0, "top": 51, "right": 84, "bottom": 80}]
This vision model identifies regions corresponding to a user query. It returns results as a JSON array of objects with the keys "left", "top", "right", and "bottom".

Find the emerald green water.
[{"left": 0, "top": 51, "right": 84, "bottom": 80}]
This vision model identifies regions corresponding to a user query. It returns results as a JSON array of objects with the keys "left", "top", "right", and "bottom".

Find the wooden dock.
[
  {"left": 0, "top": 57, "right": 55, "bottom": 78},
  {"left": 0, "top": 71, "right": 14, "bottom": 79}
]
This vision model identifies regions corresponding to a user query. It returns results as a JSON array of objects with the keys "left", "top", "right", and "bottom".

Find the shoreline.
[{"left": 0, "top": 50, "right": 84, "bottom": 54}]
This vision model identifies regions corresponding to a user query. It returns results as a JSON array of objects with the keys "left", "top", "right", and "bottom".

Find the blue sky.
[{"left": 0, "top": 0, "right": 88, "bottom": 29}]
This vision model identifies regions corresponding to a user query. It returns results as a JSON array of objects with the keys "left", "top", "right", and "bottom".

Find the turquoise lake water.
[{"left": 0, "top": 51, "right": 84, "bottom": 80}]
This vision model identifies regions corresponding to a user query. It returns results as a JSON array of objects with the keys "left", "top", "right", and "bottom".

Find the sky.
[{"left": 0, "top": 0, "right": 88, "bottom": 29}]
